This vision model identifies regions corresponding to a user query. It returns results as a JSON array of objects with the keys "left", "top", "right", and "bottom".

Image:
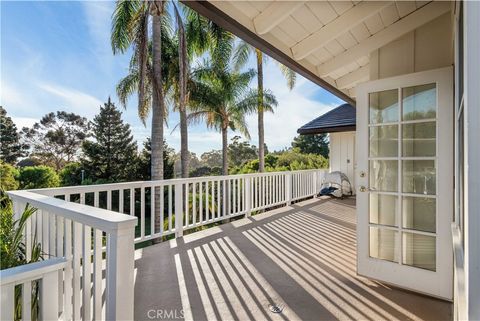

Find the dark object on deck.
[{"left": 318, "top": 171, "right": 352, "bottom": 198}]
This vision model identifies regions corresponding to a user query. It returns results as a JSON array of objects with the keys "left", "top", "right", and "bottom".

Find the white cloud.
[
  {"left": 81, "top": 1, "right": 116, "bottom": 71},
  {"left": 37, "top": 83, "right": 103, "bottom": 117}
]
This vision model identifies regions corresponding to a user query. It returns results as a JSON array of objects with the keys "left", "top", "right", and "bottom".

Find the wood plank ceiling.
[{"left": 206, "top": 1, "right": 451, "bottom": 101}]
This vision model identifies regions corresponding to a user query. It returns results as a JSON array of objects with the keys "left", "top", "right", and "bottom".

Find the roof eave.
[
  {"left": 297, "top": 125, "right": 356, "bottom": 135},
  {"left": 180, "top": 0, "right": 355, "bottom": 106}
]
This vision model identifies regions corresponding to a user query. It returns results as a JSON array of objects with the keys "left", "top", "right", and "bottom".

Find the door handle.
[{"left": 359, "top": 186, "right": 376, "bottom": 192}]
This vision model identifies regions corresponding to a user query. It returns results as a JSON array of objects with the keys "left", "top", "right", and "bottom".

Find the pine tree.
[
  {"left": 0, "top": 106, "right": 28, "bottom": 164},
  {"left": 82, "top": 98, "right": 138, "bottom": 182}
]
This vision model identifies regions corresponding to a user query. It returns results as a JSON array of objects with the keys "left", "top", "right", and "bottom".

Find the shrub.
[
  {"left": 59, "top": 162, "right": 83, "bottom": 186},
  {"left": 0, "top": 162, "right": 19, "bottom": 190},
  {"left": 18, "top": 166, "right": 60, "bottom": 189}
]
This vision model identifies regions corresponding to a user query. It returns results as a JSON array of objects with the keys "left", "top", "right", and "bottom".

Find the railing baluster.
[
  {"left": 23, "top": 281, "right": 32, "bottom": 320},
  {"left": 83, "top": 224, "right": 92, "bottom": 320},
  {"left": 151, "top": 186, "right": 155, "bottom": 236},
  {"left": 41, "top": 269, "right": 59, "bottom": 321},
  {"left": 160, "top": 185, "right": 165, "bottom": 235},
  {"left": 140, "top": 187, "right": 145, "bottom": 240},
  {"left": 193, "top": 183, "right": 197, "bottom": 226},
  {"left": 93, "top": 228, "right": 103, "bottom": 320},
  {"left": 119, "top": 189, "right": 124, "bottom": 214},
  {"left": 185, "top": 183, "right": 189, "bottom": 227},
  {"left": 73, "top": 222, "right": 82, "bottom": 320},
  {"left": 199, "top": 182, "right": 203, "bottom": 223},
  {"left": 56, "top": 215, "right": 64, "bottom": 314},
  {"left": 107, "top": 190, "right": 112, "bottom": 211},
  {"left": 217, "top": 180, "right": 221, "bottom": 220},
  {"left": 130, "top": 189, "right": 135, "bottom": 216},
  {"left": 205, "top": 181, "right": 209, "bottom": 221},
  {"left": 42, "top": 210, "right": 49, "bottom": 258},
  {"left": 0, "top": 283, "right": 14, "bottom": 320},
  {"left": 49, "top": 214, "right": 56, "bottom": 257},
  {"left": 168, "top": 185, "right": 173, "bottom": 232}
]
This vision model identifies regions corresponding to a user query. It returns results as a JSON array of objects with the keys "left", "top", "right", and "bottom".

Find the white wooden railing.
[
  {"left": 5, "top": 190, "right": 137, "bottom": 321},
  {"left": 0, "top": 258, "right": 68, "bottom": 320},
  {"left": 2, "top": 168, "right": 325, "bottom": 320},
  {"left": 29, "top": 169, "right": 325, "bottom": 243}
]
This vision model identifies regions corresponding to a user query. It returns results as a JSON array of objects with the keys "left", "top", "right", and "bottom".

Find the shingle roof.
[{"left": 297, "top": 103, "right": 356, "bottom": 135}]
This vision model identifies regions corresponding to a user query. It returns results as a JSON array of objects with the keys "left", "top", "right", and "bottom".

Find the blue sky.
[{"left": 1, "top": 1, "right": 343, "bottom": 155}]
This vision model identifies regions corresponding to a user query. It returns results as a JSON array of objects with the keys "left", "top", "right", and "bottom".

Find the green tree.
[
  {"left": 136, "top": 138, "right": 174, "bottom": 180},
  {"left": 292, "top": 134, "right": 329, "bottom": 159},
  {"left": 233, "top": 42, "right": 296, "bottom": 172},
  {"left": 18, "top": 166, "right": 60, "bottom": 189},
  {"left": 59, "top": 162, "right": 84, "bottom": 186},
  {"left": 82, "top": 99, "right": 138, "bottom": 183},
  {"left": 0, "top": 162, "right": 19, "bottom": 190},
  {"left": 20, "top": 111, "right": 89, "bottom": 170},
  {"left": 0, "top": 107, "right": 28, "bottom": 164},
  {"left": 228, "top": 135, "right": 258, "bottom": 168},
  {"left": 200, "top": 150, "right": 222, "bottom": 168}
]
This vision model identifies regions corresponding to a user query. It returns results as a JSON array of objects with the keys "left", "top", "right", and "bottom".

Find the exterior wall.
[
  {"left": 369, "top": 12, "right": 453, "bottom": 80},
  {"left": 329, "top": 131, "right": 356, "bottom": 194}
]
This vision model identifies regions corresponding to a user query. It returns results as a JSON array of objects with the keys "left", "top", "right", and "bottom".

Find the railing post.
[
  {"left": 106, "top": 226, "right": 135, "bottom": 321},
  {"left": 286, "top": 172, "right": 292, "bottom": 206},
  {"left": 175, "top": 182, "right": 184, "bottom": 238},
  {"left": 313, "top": 171, "right": 318, "bottom": 196},
  {"left": 245, "top": 177, "right": 252, "bottom": 217}
]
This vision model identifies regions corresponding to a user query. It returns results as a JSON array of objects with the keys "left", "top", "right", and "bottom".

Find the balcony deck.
[{"left": 134, "top": 197, "right": 452, "bottom": 321}]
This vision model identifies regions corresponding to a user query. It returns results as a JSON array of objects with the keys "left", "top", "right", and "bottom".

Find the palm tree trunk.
[
  {"left": 176, "top": 4, "right": 189, "bottom": 179},
  {"left": 256, "top": 49, "right": 265, "bottom": 172},
  {"left": 151, "top": 7, "right": 165, "bottom": 238},
  {"left": 222, "top": 126, "right": 228, "bottom": 175},
  {"left": 180, "top": 108, "right": 188, "bottom": 178}
]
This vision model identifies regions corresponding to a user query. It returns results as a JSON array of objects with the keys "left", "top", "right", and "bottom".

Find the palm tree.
[
  {"left": 190, "top": 60, "right": 277, "bottom": 175},
  {"left": 111, "top": 0, "right": 169, "bottom": 235},
  {"left": 233, "top": 41, "right": 297, "bottom": 172},
  {"left": 111, "top": 0, "right": 168, "bottom": 182}
]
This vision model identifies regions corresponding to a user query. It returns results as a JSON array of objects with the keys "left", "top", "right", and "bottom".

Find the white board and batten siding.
[{"left": 329, "top": 131, "right": 356, "bottom": 194}]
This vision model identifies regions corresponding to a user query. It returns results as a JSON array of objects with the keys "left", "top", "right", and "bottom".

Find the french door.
[{"left": 356, "top": 67, "right": 453, "bottom": 300}]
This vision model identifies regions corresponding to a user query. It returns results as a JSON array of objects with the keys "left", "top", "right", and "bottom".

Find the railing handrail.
[
  {"left": 7, "top": 190, "right": 137, "bottom": 233},
  {"left": 27, "top": 168, "right": 326, "bottom": 196},
  {"left": 0, "top": 257, "right": 68, "bottom": 286}
]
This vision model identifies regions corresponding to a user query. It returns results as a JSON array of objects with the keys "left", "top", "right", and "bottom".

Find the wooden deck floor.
[{"left": 134, "top": 197, "right": 452, "bottom": 321}]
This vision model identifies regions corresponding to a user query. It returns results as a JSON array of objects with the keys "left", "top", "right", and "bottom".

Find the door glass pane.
[
  {"left": 369, "top": 89, "right": 398, "bottom": 124},
  {"left": 402, "top": 232, "right": 436, "bottom": 271},
  {"left": 402, "top": 83, "right": 436, "bottom": 120},
  {"left": 402, "top": 122, "right": 436, "bottom": 157},
  {"left": 370, "top": 194, "right": 398, "bottom": 226},
  {"left": 370, "top": 160, "right": 398, "bottom": 192},
  {"left": 370, "top": 227, "right": 398, "bottom": 262},
  {"left": 370, "top": 125, "right": 398, "bottom": 157},
  {"left": 402, "top": 160, "right": 436, "bottom": 195},
  {"left": 402, "top": 196, "right": 436, "bottom": 233}
]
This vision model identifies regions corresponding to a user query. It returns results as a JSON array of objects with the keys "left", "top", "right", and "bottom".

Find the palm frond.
[
  {"left": 277, "top": 63, "right": 297, "bottom": 90},
  {"left": 233, "top": 40, "right": 252, "bottom": 71},
  {"left": 111, "top": 0, "right": 142, "bottom": 54}
]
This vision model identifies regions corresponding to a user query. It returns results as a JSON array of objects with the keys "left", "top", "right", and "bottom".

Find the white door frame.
[{"left": 356, "top": 67, "right": 453, "bottom": 300}]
